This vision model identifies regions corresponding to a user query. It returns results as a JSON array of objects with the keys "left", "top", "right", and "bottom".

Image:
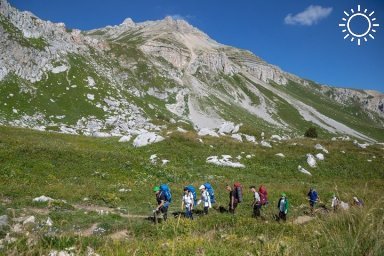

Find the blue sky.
[{"left": 9, "top": 0, "right": 384, "bottom": 92}]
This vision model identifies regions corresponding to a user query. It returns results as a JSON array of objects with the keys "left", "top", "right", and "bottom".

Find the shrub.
[{"left": 304, "top": 127, "right": 318, "bottom": 138}]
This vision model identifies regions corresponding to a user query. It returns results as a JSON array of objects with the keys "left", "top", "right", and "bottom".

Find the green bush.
[{"left": 304, "top": 127, "right": 318, "bottom": 138}]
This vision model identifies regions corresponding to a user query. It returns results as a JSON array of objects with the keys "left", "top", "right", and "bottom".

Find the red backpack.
[
  {"left": 258, "top": 185, "right": 268, "bottom": 205},
  {"left": 234, "top": 182, "right": 243, "bottom": 203}
]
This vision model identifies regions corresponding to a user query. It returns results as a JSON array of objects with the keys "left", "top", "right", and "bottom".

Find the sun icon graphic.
[{"left": 339, "top": 5, "right": 379, "bottom": 46}]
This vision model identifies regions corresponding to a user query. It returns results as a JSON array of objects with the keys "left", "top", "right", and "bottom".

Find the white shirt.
[
  {"left": 254, "top": 192, "right": 260, "bottom": 203},
  {"left": 198, "top": 190, "right": 211, "bottom": 208},
  {"left": 182, "top": 193, "right": 194, "bottom": 208},
  {"left": 331, "top": 196, "right": 339, "bottom": 207}
]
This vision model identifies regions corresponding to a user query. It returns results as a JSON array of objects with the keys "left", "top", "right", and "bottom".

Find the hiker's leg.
[
  {"left": 257, "top": 205, "right": 261, "bottom": 217},
  {"left": 161, "top": 207, "right": 168, "bottom": 221},
  {"left": 186, "top": 208, "right": 192, "bottom": 219},
  {"left": 204, "top": 206, "right": 209, "bottom": 215}
]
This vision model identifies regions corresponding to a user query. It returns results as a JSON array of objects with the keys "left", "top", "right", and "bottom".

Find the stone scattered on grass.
[
  {"left": 0, "top": 215, "right": 8, "bottom": 228},
  {"left": 23, "top": 216, "right": 35, "bottom": 225},
  {"left": 306, "top": 154, "right": 317, "bottom": 168},
  {"left": 298, "top": 165, "right": 312, "bottom": 176},
  {"left": 260, "top": 141, "right": 272, "bottom": 148},
  {"left": 118, "top": 135, "right": 131, "bottom": 142},
  {"left": 32, "top": 195, "right": 54, "bottom": 203},
  {"left": 315, "top": 153, "right": 324, "bottom": 161},
  {"left": 46, "top": 217, "right": 53, "bottom": 227},
  {"left": 133, "top": 132, "right": 164, "bottom": 147},
  {"left": 314, "top": 144, "right": 329, "bottom": 154},
  {"left": 275, "top": 153, "right": 285, "bottom": 158},
  {"left": 206, "top": 155, "right": 245, "bottom": 168}
]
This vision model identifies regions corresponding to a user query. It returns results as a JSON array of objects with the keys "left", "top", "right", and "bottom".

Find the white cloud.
[
  {"left": 284, "top": 5, "right": 333, "bottom": 26},
  {"left": 167, "top": 14, "right": 194, "bottom": 21}
]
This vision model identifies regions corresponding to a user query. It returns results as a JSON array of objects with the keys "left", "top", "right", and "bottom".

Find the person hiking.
[
  {"left": 197, "top": 185, "right": 211, "bottom": 214},
  {"left": 331, "top": 194, "right": 340, "bottom": 212},
  {"left": 226, "top": 184, "right": 238, "bottom": 214},
  {"left": 153, "top": 186, "right": 168, "bottom": 221},
  {"left": 353, "top": 196, "right": 364, "bottom": 207},
  {"left": 277, "top": 193, "right": 289, "bottom": 221},
  {"left": 181, "top": 187, "right": 194, "bottom": 219},
  {"left": 307, "top": 188, "right": 319, "bottom": 215},
  {"left": 250, "top": 186, "right": 261, "bottom": 218}
]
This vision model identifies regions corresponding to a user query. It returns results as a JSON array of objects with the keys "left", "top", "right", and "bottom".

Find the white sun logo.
[{"left": 339, "top": 5, "right": 379, "bottom": 46}]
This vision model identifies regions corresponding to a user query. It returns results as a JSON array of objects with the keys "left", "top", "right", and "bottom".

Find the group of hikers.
[{"left": 153, "top": 183, "right": 363, "bottom": 222}]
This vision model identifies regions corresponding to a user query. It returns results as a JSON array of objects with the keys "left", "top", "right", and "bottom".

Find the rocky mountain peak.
[{"left": 121, "top": 17, "right": 135, "bottom": 27}]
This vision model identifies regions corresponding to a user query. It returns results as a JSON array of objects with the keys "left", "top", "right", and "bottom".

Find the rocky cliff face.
[
  {"left": 0, "top": 0, "right": 383, "bottom": 142},
  {"left": 319, "top": 86, "right": 384, "bottom": 119}
]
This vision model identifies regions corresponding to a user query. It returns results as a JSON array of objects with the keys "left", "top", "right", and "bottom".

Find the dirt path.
[
  {"left": 73, "top": 204, "right": 149, "bottom": 218},
  {"left": 293, "top": 215, "right": 315, "bottom": 225}
]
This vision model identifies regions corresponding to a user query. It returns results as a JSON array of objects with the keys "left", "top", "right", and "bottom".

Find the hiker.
[
  {"left": 331, "top": 194, "right": 340, "bottom": 212},
  {"left": 307, "top": 188, "right": 319, "bottom": 214},
  {"left": 153, "top": 186, "right": 168, "bottom": 221},
  {"left": 277, "top": 193, "right": 289, "bottom": 221},
  {"left": 181, "top": 187, "right": 194, "bottom": 219},
  {"left": 353, "top": 197, "right": 364, "bottom": 207},
  {"left": 226, "top": 184, "right": 238, "bottom": 214},
  {"left": 197, "top": 185, "right": 211, "bottom": 214},
  {"left": 250, "top": 186, "right": 261, "bottom": 218}
]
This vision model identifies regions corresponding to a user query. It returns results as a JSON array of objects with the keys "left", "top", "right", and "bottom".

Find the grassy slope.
[
  {"left": 0, "top": 126, "right": 383, "bottom": 255},
  {"left": 280, "top": 81, "right": 384, "bottom": 141}
]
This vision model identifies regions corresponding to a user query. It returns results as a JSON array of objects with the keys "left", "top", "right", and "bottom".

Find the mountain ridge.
[{"left": 0, "top": 0, "right": 383, "bottom": 142}]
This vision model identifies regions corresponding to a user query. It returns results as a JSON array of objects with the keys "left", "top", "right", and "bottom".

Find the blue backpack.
[
  {"left": 309, "top": 190, "right": 318, "bottom": 202},
  {"left": 160, "top": 184, "right": 172, "bottom": 203},
  {"left": 204, "top": 182, "right": 215, "bottom": 204},
  {"left": 186, "top": 185, "right": 197, "bottom": 204}
]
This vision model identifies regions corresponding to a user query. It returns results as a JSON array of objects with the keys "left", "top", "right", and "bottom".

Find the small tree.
[{"left": 304, "top": 127, "right": 318, "bottom": 138}]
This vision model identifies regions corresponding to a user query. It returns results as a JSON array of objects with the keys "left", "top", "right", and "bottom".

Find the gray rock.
[{"left": 0, "top": 215, "right": 8, "bottom": 228}]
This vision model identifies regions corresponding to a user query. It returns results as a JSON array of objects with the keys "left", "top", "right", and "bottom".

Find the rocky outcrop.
[
  {"left": 320, "top": 86, "right": 384, "bottom": 117},
  {"left": 0, "top": 0, "right": 107, "bottom": 82}
]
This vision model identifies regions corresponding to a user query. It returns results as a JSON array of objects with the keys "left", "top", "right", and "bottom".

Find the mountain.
[{"left": 1, "top": 0, "right": 383, "bottom": 142}]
